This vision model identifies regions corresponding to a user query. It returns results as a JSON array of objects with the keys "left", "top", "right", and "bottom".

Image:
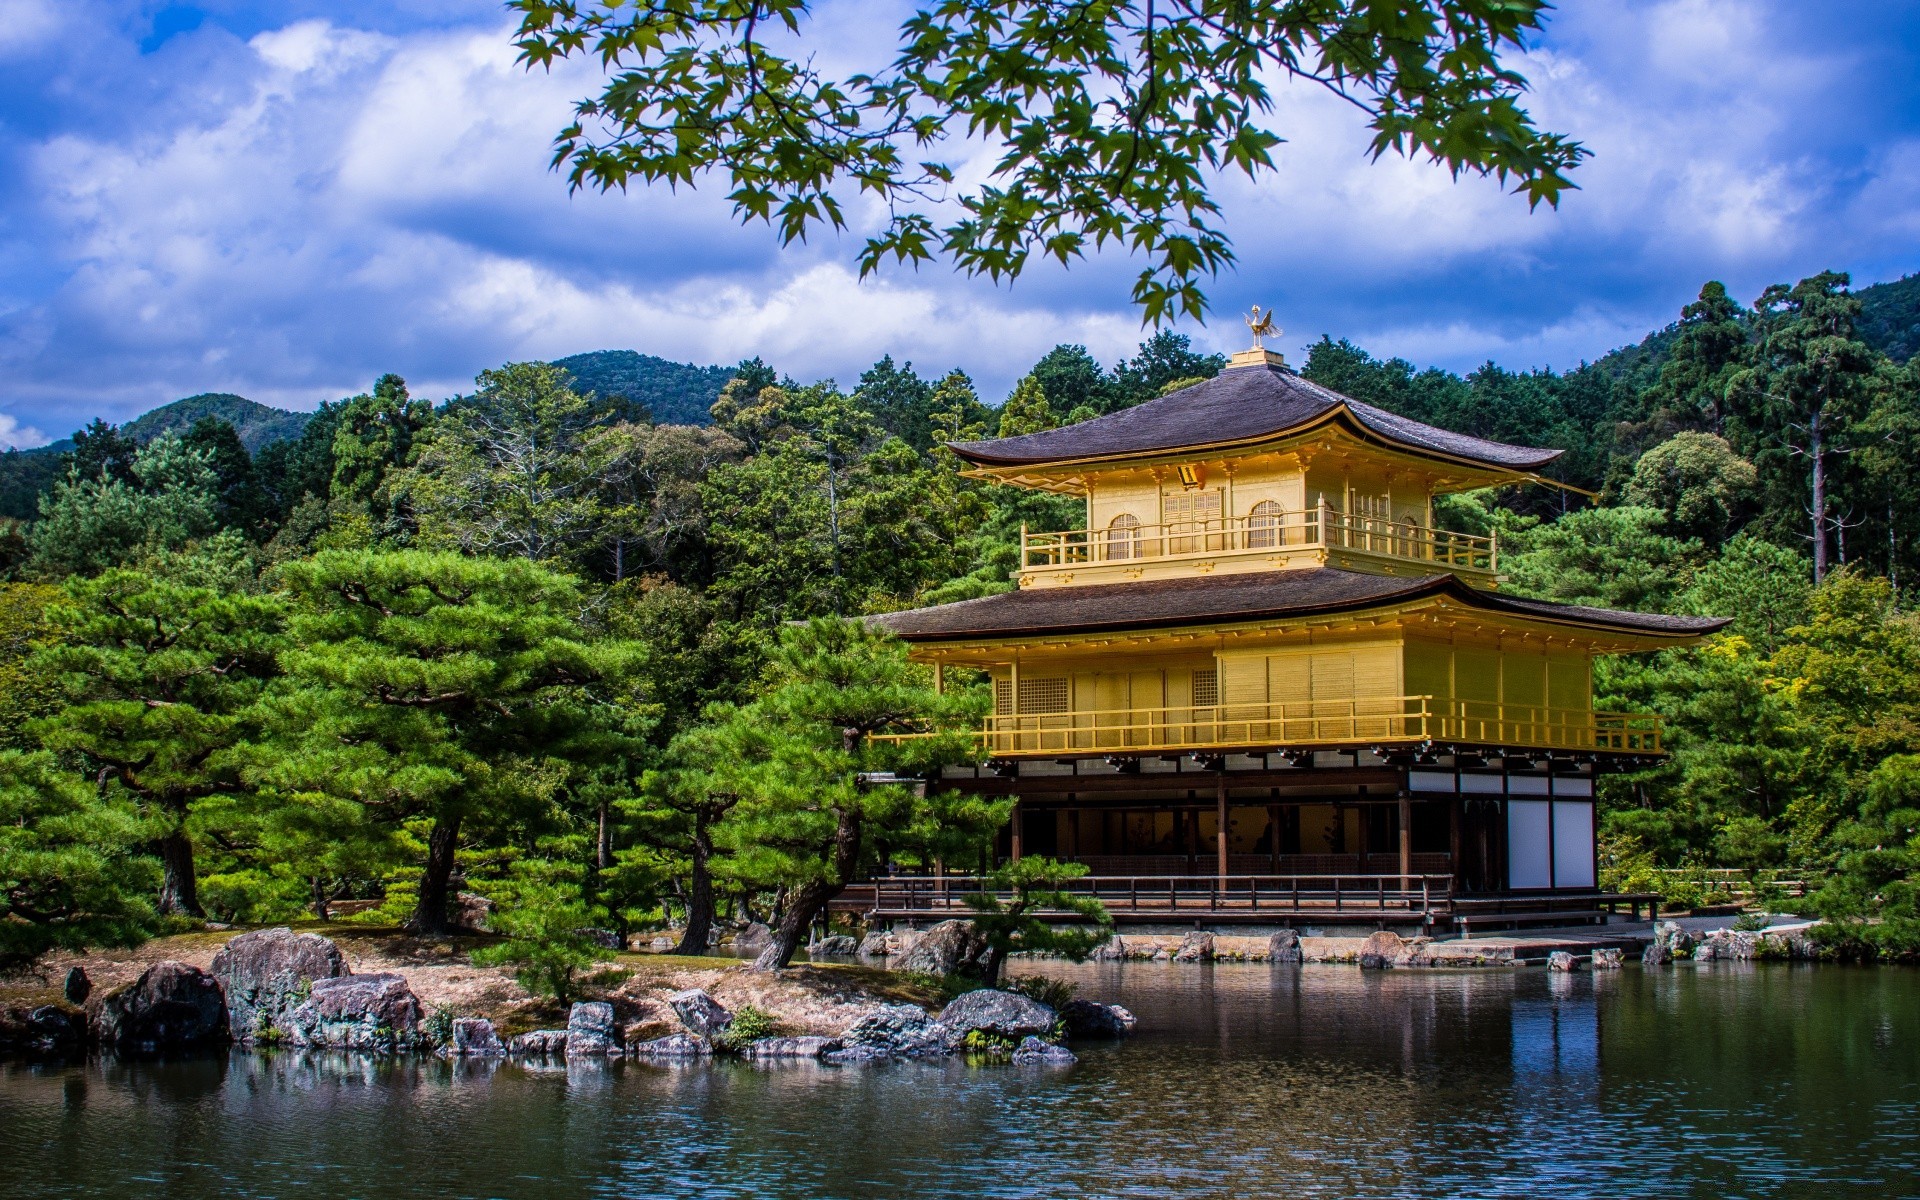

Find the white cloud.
[
  {"left": 2, "top": 0, "right": 1918, "bottom": 432},
  {"left": 0, "top": 411, "right": 48, "bottom": 450}
]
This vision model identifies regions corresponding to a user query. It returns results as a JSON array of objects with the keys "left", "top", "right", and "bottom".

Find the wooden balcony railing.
[
  {"left": 866, "top": 873, "right": 1456, "bottom": 920},
  {"left": 869, "top": 696, "right": 1663, "bottom": 757},
  {"left": 1022, "top": 503, "right": 1497, "bottom": 575}
]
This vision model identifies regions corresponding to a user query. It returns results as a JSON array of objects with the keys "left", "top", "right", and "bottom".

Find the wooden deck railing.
[
  {"left": 870, "top": 696, "right": 1662, "bottom": 757},
  {"left": 1023, "top": 503, "right": 1497, "bottom": 575},
  {"left": 866, "top": 873, "right": 1456, "bottom": 920}
]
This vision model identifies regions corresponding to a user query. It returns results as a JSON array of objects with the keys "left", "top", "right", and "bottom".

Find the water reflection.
[{"left": 1, "top": 964, "right": 1916, "bottom": 1199}]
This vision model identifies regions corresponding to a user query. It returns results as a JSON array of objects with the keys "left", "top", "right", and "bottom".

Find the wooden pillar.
[
  {"left": 1067, "top": 803, "right": 1080, "bottom": 860},
  {"left": 1216, "top": 774, "right": 1229, "bottom": 884},
  {"left": 1398, "top": 791, "right": 1413, "bottom": 889},
  {"left": 1010, "top": 798, "right": 1024, "bottom": 862},
  {"left": 1449, "top": 795, "right": 1463, "bottom": 889},
  {"left": 1267, "top": 798, "right": 1281, "bottom": 872}
]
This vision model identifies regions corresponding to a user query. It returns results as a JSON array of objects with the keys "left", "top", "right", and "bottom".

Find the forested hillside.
[
  {"left": 552, "top": 350, "right": 737, "bottom": 425},
  {"left": 3, "top": 268, "right": 1919, "bottom": 972}
]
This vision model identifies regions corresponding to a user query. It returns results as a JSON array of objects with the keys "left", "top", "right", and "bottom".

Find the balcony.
[
  {"left": 870, "top": 696, "right": 1663, "bottom": 759},
  {"left": 1019, "top": 504, "right": 1498, "bottom": 588}
]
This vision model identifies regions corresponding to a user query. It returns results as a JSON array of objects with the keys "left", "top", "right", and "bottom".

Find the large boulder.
[
  {"left": 857, "top": 931, "right": 892, "bottom": 957},
  {"left": 22, "top": 1006, "right": 84, "bottom": 1055},
  {"left": 510, "top": 1029, "right": 570, "bottom": 1056},
  {"left": 452, "top": 891, "right": 495, "bottom": 933},
  {"left": 63, "top": 967, "right": 92, "bottom": 1005},
  {"left": 1641, "top": 940, "right": 1671, "bottom": 967},
  {"left": 95, "top": 962, "right": 230, "bottom": 1054},
  {"left": 932, "top": 988, "right": 1057, "bottom": 1050},
  {"left": 1546, "top": 951, "right": 1578, "bottom": 972},
  {"left": 1592, "top": 947, "right": 1625, "bottom": 971},
  {"left": 210, "top": 927, "right": 350, "bottom": 1042},
  {"left": 809, "top": 934, "right": 857, "bottom": 957},
  {"left": 1267, "top": 930, "right": 1303, "bottom": 964},
  {"left": 1059, "top": 998, "right": 1135, "bottom": 1039},
  {"left": 667, "top": 988, "right": 733, "bottom": 1040},
  {"left": 739, "top": 1036, "right": 840, "bottom": 1059},
  {"left": 446, "top": 1018, "right": 504, "bottom": 1056},
  {"left": 285, "top": 972, "right": 424, "bottom": 1053},
  {"left": 1091, "top": 936, "right": 1127, "bottom": 961},
  {"left": 1655, "top": 921, "right": 1696, "bottom": 957},
  {"left": 841, "top": 1004, "right": 940, "bottom": 1056},
  {"left": 627, "top": 1032, "right": 712, "bottom": 1059},
  {"left": 1172, "top": 931, "right": 1215, "bottom": 963},
  {"left": 566, "top": 1002, "right": 619, "bottom": 1056},
  {"left": 895, "top": 919, "right": 987, "bottom": 976},
  {"left": 1011, "top": 1035, "right": 1076, "bottom": 1065},
  {"left": 1358, "top": 930, "right": 1405, "bottom": 969},
  {"left": 732, "top": 922, "right": 772, "bottom": 953}
]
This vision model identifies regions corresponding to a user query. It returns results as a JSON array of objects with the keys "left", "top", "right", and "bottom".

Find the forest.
[{"left": 2, "top": 268, "right": 1919, "bottom": 981}]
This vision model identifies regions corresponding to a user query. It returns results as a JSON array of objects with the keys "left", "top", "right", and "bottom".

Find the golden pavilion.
[{"left": 869, "top": 344, "right": 1726, "bottom": 934}]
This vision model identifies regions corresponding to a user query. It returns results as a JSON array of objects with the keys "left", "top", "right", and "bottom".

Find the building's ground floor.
[{"left": 845, "top": 749, "right": 1657, "bottom": 936}]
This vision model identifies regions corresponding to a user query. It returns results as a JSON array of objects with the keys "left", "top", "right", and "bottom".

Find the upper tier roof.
[
  {"left": 952, "top": 361, "right": 1563, "bottom": 471},
  {"left": 871, "top": 568, "right": 1729, "bottom": 642}
]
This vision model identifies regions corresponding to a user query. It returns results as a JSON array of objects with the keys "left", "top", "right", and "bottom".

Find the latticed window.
[
  {"left": 998, "top": 676, "right": 1069, "bottom": 715},
  {"left": 1165, "top": 488, "right": 1223, "bottom": 552},
  {"left": 1246, "top": 500, "right": 1283, "bottom": 549},
  {"left": 1193, "top": 668, "right": 1219, "bottom": 708},
  {"left": 1106, "top": 513, "right": 1142, "bottom": 560}
]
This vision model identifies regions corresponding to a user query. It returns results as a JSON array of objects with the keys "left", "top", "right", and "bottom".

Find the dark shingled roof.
[
  {"left": 871, "top": 568, "right": 1730, "bottom": 642},
  {"left": 953, "top": 363, "right": 1563, "bottom": 471}
]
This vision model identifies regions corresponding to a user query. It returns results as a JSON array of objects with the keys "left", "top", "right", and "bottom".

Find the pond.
[{"left": 3, "top": 962, "right": 1917, "bottom": 1199}]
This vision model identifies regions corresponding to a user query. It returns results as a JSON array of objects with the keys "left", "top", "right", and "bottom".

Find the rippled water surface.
[{"left": 4, "top": 962, "right": 1918, "bottom": 1199}]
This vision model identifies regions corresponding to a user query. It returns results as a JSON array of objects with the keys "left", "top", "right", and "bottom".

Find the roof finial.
[{"left": 1245, "top": 305, "right": 1279, "bottom": 351}]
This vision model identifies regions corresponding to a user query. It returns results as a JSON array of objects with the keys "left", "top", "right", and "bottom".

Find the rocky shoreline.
[{"left": 0, "top": 925, "right": 1132, "bottom": 1065}]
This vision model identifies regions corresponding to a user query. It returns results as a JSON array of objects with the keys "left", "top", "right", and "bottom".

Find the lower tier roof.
[{"left": 870, "top": 568, "right": 1729, "bottom": 643}]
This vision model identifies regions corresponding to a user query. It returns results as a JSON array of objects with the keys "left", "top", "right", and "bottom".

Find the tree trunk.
[
  {"left": 752, "top": 806, "right": 862, "bottom": 971},
  {"left": 1811, "top": 408, "right": 1829, "bottom": 582},
  {"left": 673, "top": 825, "right": 715, "bottom": 957},
  {"left": 408, "top": 813, "right": 463, "bottom": 935},
  {"left": 156, "top": 827, "right": 203, "bottom": 918},
  {"left": 596, "top": 795, "right": 612, "bottom": 871}
]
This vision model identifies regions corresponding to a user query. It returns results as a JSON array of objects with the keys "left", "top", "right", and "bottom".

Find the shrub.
[
  {"left": 714, "top": 1004, "right": 778, "bottom": 1052},
  {"left": 470, "top": 866, "right": 612, "bottom": 1004},
  {"left": 1005, "top": 974, "right": 1076, "bottom": 1009}
]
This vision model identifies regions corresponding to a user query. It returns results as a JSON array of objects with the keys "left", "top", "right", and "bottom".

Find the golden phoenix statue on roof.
[{"left": 1245, "top": 306, "right": 1279, "bottom": 350}]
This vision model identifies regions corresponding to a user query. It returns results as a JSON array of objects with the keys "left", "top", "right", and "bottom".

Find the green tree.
[
  {"left": 855, "top": 355, "right": 938, "bottom": 453},
  {"left": 1727, "top": 272, "right": 1877, "bottom": 581},
  {"left": 1110, "top": 331, "right": 1227, "bottom": 408},
  {"left": 251, "top": 551, "right": 644, "bottom": 934},
  {"left": 30, "top": 434, "right": 222, "bottom": 578},
  {"left": 706, "top": 618, "right": 999, "bottom": 970},
  {"left": 471, "top": 845, "right": 613, "bottom": 1002},
  {"left": 997, "top": 374, "right": 1056, "bottom": 438},
  {"left": 323, "top": 373, "right": 432, "bottom": 550},
  {"left": 0, "top": 750, "right": 159, "bottom": 971},
  {"left": 182, "top": 417, "right": 272, "bottom": 537},
  {"left": 408, "top": 363, "right": 609, "bottom": 565},
  {"left": 1622, "top": 432, "right": 1758, "bottom": 547},
  {"left": 514, "top": 0, "right": 1583, "bottom": 321},
  {"left": 631, "top": 722, "right": 743, "bottom": 955},
  {"left": 31, "top": 550, "right": 283, "bottom": 915},
  {"left": 1027, "top": 346, "right": 1112, "bottom": 423},
  {"left": 1811, "top": 754, "right": 1920, "bottom": 957},
  {"left": 1502, "top": 505, "right": 1703, "bottom": 613},
  {"left": 964, "top": 856, "right": 1113, "bottom": 986}
]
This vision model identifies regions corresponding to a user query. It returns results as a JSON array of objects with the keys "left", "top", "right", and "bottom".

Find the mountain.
[
  {"left": 0, "top": 393, "right": 311, "bottom": 521},
  {"left": 1859, "top": 273, "right": 1920, "bottom": 362},
  {"left": 552, "top": 351, "right": 736, "bottom": 425},
  {"left": 121, "top": 393, "right": 311, "bottom": 453}
]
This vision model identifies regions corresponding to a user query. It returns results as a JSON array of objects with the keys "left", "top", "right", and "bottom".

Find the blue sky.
[{"left": 2, "top": 0, "right": 1919, "bottom": 447}]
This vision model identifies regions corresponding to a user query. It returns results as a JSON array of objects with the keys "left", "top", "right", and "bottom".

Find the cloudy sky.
[{"left": 1, "top": 0, "right": 1917, "bottom": 448}]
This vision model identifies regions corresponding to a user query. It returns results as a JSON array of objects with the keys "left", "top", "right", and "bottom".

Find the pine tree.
[
  {"left": 706, "top": 617, "right": 1001, "bottom": 970},
  {"left": 250, "top": 550, "right": 643, "bottom": 934},
  {"left": 31, "top": 551, "right": 283, "bottom": 915},
  {"left": 997, "top": 375, "right": 1055, "bottom": 438}
]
